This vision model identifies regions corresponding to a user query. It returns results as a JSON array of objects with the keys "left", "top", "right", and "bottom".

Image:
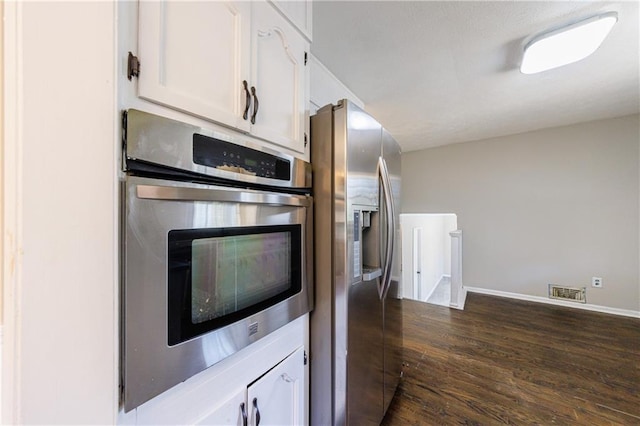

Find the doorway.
[{"left": 400, "top": 214, "right": 461, "bottom": 308}]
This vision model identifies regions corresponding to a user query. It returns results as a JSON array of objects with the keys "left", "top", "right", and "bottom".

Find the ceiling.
[{"left": 311, "top": 1, "right": 640, "bottom": 152}]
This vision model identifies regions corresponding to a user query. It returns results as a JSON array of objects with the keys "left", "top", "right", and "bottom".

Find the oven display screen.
[{"left": 193, "top": 133, "right": 291, "bottom": 180}]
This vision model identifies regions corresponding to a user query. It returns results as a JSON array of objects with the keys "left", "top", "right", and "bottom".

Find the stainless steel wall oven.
[{"left": 121, "top": 110, "right": 313, "bottom": 411}]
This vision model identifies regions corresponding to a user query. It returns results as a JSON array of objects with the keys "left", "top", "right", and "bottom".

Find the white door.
[
  {"left": 247, "top": 347, "right": 305, "bottom": 426},
  {"left": 250, "top": 2, "right": 308, "bottom": 154},
  {"left": 413, "top": 227, "right": 423, "bottom": 300},
  {"left": 138, "top": 1, "right": 251, "bottom": 132}
]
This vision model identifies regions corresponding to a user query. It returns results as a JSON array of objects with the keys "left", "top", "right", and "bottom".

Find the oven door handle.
[{"left": 136, "top": 184, "right": 311, "bottom": 207}]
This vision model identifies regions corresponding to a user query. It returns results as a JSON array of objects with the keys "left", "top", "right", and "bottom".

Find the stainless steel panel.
[
  {"left": 125, "top": 109, "right": 311, "bottom": 189},
  {"left": 309, "top": 105, "right": 336, "bottom": 426},
  {"left": 347, "top": 278, "right": 384, "bottom": 426},
  {"left": 343, "top": 102, "right": 382, "bottom": 208},
  {"left": 123, "top": 176, "right": 313, "bottom": 411},
  {"left": 382, "top": 129, "right": 403, "bottom": 413},
  {"left": 340, "top": 101, "right": 385, "bottom": 424},
  {"left": 382, "top": 129, "right": 401, "bottom": 224},
  {"left": 383, "top": 279, "right": 403, "bottom": 413},
  {"left": 136, "top": 183, "right": 310, "bottom": 207},
  {"left": 310, "top": 101, "right": 401, "bottom": 426},
  {"left": 331, "top": 102, "right": 352, "bottom": 426}
]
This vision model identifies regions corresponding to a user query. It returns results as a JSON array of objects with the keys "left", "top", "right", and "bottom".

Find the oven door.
[{"left": 122, "top": 176, "right": 313, "bottom": 411}]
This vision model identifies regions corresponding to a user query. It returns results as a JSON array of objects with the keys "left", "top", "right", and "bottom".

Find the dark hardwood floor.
[{"left": 381, "top": 292, "right": 640, "bottom": 425}]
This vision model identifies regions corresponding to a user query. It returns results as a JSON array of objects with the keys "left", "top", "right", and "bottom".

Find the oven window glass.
[
  {"left": 168, "top": 225, "right": 302, "bottom": 346},
  {"left": 191, "top": 232, "right": 291, "bottom": 324}
]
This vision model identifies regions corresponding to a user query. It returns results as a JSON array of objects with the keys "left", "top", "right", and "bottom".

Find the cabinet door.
[
  {"left": 269, "top": 0, "right": 313, "bottom": 41},
  {"left": 250, "top": 2, "right": 309, "bottom": 154},
  {"left": 194, "top": 387, "right": 246, "bottom": 426},
  {"left": 138, "top": 1, "right": 251, "bottom": 132},
  {"left": 247, "top": 347, "right": 305, "bottom": 426}
]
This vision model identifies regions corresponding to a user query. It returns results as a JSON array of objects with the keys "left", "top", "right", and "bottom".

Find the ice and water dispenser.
[{"left": 353, "top": 206, "right": 383, "bottom": 284}]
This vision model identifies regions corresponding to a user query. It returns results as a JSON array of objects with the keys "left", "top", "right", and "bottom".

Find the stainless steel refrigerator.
[{"left": 310, "top": 100, "right": 403, "bottom": 425}]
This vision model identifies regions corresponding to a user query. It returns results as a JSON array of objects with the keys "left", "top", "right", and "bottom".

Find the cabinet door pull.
[
  {"left": 252, "top": 397, "right": 261, "bottom": 426},
  {"left": 242, "top": 81, "right": 251, "bottom": 120},
  {"left": 250, "top": 86, "right": 259, "bottom": 125},
  {"left": 240, "top": 402, "right": 248, "bottom": 426}
]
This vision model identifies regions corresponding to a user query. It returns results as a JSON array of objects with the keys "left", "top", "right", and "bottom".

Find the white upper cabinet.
[
  {"left": 269, "top": 0, "right": 313, "bottom": 41},
  {"left": 250, "top": 1, "right": 309, "bottom": 154},
  {"left": 138, "top": 1, "right": 251, "bottom": 133},
  {"left": 137, "top": 0, "right": 309, "bottom": 155}
]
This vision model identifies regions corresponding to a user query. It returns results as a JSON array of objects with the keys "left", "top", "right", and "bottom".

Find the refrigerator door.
[
  {"left": 382, "top": 129, "right": 403, "bottom": 414},
  {"left": 347, "top": 276, "right": 384, "bottom": 426},
  {"left": 344, "top": 101, "right": 382, "bottom": 209},
  {"left": 343, "top": 101, "right": 385, "bottom": 425}
]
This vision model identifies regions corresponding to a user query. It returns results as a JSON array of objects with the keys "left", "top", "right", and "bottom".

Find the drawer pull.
[
  {"left": 242, "top": 81, "right": 251, "bottom": 120},
  {"left": 251, "top": 86, "right": 259, "bottom": 125},
  {"left": 240, "top": 402, "right": 248, "bottom": 426},
  {"left": 253, "top": 397, "right": 261, "bottom": 426}
]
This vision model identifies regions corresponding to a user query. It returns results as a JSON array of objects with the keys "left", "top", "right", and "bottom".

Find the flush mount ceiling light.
[{"left": 520, "top": 12, "right": 618, "bottom": 74}]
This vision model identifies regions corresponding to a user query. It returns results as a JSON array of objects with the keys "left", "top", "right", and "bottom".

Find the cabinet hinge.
[
  {"left": 304, "top": 51, "right": 308, "bottom": 66},
  {"left": 121, "top": 111, "right": 129, "bottom": 171},
  {"left": 304, "top": 350, "right": 308, "bottom": 365},
  {"left": 122, "top": 110, "right": 128, "bottom": 147},
  {"left": 127, "top": 52, "right": 140, "bottom": 80},
  {"left": 304, "top": 133, "right": 308, "bottom": 148}
]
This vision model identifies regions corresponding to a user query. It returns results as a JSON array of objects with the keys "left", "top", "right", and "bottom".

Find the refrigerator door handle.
[{"left": 378, "top": 156, "right": 395, "bottom": 300}]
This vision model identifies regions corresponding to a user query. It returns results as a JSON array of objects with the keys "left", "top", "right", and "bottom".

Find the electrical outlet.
[{"left": 592, "top": 277, "right": 603, "bottom": 288}]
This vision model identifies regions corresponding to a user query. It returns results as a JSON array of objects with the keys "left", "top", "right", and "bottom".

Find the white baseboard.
[{"left": 465, "top": 287, "right": 640, "bottom": 318}]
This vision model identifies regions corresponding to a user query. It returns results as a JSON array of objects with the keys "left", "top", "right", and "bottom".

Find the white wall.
[
  {"left": 3, "top": 2, "right": 117, "bottom": 423},
  {"left": 402, "top": 114, "right": 640, "bottom": 312},
  {"left": 1, "top": 2, "right": 4, "bottom": 418},
  {"left": 0, "top": 0, "right": 4, "bottom": 323}
]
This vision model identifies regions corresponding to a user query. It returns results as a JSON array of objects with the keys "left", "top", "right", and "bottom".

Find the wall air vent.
[{"left": 548, "top": 284, "right": 586, "bottom": 303}]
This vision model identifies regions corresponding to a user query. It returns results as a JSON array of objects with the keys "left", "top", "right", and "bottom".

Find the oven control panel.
[{"left": 193, "top": 134, "right": 291, "bottom": 181}]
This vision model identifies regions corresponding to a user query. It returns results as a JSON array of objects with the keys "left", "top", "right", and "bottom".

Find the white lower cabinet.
[
  {"left": 195, "top": 346, "right": 305, "bottom": 426},
  {"left": 247, "top": 346, "right": 305, "bottom": 426},
  {"left": 134, "top": 345, "right": 306, "bottom": 426},
  {"left": 193, "top": 387, "right": 246, "bottom": 425}
]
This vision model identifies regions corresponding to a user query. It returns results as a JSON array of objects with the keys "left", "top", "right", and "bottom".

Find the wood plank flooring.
[{"left": 381, "top": 293, "right": 640, "bottom": 425}]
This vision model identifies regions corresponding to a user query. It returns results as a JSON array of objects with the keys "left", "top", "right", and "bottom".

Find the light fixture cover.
[{"left": 521, "top": 12, "right": 618, "bottom": 74}]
